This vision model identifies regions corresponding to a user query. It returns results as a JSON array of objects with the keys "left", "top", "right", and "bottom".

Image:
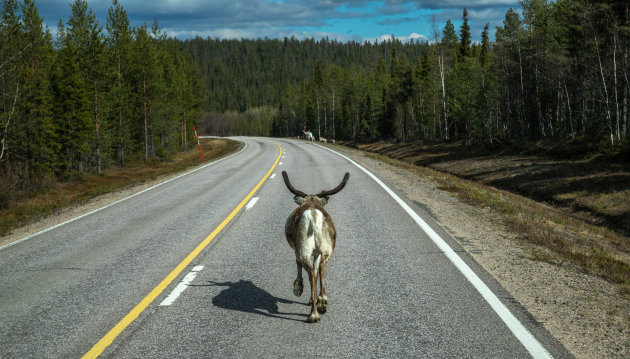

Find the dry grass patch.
[{"left": 356, "top": 141, "right": 630, "bottom": 238}]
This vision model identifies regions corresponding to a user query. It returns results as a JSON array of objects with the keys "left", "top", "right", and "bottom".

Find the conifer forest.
[{"left": 1, "top": 0, "right": 629, "bottom": 191}]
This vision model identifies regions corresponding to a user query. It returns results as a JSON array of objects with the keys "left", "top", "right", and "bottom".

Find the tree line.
[
  {"left": 2, "top": 0, "right": 628, "bottom": 195},
  {"left": 187, "top": 0, "right": 629, "bottom": 153},
  {"left": 1, "top": 0, "right": 203, "bottom": 190}
]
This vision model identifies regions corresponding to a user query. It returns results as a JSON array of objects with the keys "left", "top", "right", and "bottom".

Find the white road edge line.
[
  {"left": 316, "top": 144, "right": 552, "bottom": 359},
  {"left": 159, "top": 265, "right": 205, "bottom": 306},
  {"left": 245, "top": 197, "right": 259, "bottom": 211},
  {"left": 0, "top": 141, "right": 249, "bottom": 252}
]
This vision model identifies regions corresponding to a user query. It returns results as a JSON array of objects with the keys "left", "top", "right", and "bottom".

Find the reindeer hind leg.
[
  {"left": 306, "top": 263, "right": 320, "bottom": 323},
  {"left": 317, "top": 254, "right": 329, "bottom": 314},
  {"left": 293, "top": 261, "right": 303, "bottom": 297}
]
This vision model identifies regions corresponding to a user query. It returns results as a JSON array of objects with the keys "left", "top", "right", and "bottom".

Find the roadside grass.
[
  {"left": 0, "top": 138, "right": 241, "bottom": 237},
  {"left": 357, "top": 149, "right": 630, "bottom": 298},
  {"left": 356, "top": 140, "right": 630, "bottom": 238}
]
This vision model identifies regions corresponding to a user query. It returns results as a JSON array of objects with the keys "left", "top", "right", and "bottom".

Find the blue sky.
[{"left": 34, "top": 0, "right": 520, "bottom": 42}]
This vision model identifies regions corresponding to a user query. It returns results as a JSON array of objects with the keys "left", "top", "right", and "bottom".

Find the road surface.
[{"left": 0, "top": 137, "right": 572, "bottom": 358}]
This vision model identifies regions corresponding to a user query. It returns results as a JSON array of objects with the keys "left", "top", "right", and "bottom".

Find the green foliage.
[
  {"left": 52, "top": 31, "right": 91, "bottom": 175},
  {"left": 0, "top": 0, "right": 203, "bottom": 187}
]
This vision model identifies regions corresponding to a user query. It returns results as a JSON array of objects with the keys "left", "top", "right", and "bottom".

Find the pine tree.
[
  {"left": 18, "top": 0, "right": 56, "bottom": 174},
  {"left": 0, "top": 0, "right": 24, "bottom": 167},
  {"left": 459, "top": 8, "right": 472, "bottom": 61},
  {"left": 497, "top": 8, "right": 527, "bottom": 139},
  {"left": 132, "top": 24, "right": 156, "bottom": 162},
  {"left": 106, "top": 0, "right": 132, "bottom": 165},
  {"left": 455, "top": 8, "right": 476, "bottom": 144},
  {"left": 67, "top": 0, "right": 106, "bottom": 172},
  {"left": 313, "top": 60, "right": 323, "bottom": 139},
  {"left": 51, "top": 29, "right": 91, "bottom": 175}
]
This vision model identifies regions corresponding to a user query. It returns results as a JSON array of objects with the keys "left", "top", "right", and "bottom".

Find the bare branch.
[
  {"left": 1, "top": 82, "right": 19, "bottom": 162},
  {"left": 0, "top": 43, "right": 32, "bottom": 75}
]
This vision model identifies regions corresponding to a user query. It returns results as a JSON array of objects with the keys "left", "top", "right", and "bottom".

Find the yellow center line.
[{"left": 83, "top": 141, "right": 283, "bottom": 359}]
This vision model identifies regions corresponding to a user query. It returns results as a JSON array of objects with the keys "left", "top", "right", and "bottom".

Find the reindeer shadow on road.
[{"left": 194, "top": 280, "right": 307, "bottom": 322}]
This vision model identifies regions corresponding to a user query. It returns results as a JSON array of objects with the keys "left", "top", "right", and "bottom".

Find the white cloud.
[
  {"left": 368, "top": 32, "right": 429, "bottom": 43},
  {"left": 402, "top": 0, "right": 517, "bottom": 9}
]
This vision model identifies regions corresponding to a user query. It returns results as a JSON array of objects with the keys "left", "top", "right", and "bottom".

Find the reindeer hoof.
[
  {"left": 307, "top": 312, "right": 320, "bottom": 323},
  {"left": 317, "top": 296, "right": 328, "bottom": 314},
  {"left": 293, "top": 279, "right": 303, "bottom": 297}
]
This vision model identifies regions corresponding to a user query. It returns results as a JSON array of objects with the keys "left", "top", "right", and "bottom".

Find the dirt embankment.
[{"left": 357, "top": 141, "right": 630, "bottom": 238}]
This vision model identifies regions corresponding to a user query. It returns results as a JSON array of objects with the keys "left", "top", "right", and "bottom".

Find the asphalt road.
[{"left": 0, "top": 137, "right": 572, "bottom": 358}]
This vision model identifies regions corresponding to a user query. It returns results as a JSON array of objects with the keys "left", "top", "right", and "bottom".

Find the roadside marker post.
[{"left": 193, "top": 125, "right": 205, "bottom": 163}]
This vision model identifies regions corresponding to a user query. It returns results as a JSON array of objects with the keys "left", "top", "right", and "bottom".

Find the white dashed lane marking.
[
  {"left": 245, "top": 197, "right": 259, "bottom": 211},
  {"left": 159, "top": 265, "right": 204, "bottom": 306}
]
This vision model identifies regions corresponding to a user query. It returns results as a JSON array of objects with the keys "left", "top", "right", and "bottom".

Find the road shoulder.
[{"left": 330, "top": 144, "right": 628, "bottom": 359}]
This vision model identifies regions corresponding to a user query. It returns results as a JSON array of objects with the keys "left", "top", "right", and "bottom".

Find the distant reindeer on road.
[
  {"left": 281, "top": 171, "right": 350, "bottom": 322},
  {"left": 302, "top": 130, "right": 314, "bottom": 143}
]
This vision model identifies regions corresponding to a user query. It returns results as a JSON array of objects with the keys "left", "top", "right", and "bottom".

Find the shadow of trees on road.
[{"left": 359, "top": 141, "right": 630, "bottom": 236}]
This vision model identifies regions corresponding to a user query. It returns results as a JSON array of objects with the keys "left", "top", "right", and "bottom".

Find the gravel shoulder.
[
  {"left": 2, "top": 141, "right": 628, "bottom": 358},
  {"left": 332, "top": 144, "right": 629, "bottom": 359}
]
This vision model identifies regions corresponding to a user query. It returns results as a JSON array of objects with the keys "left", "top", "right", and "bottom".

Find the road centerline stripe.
[
  {"left": 82, "top": 141, "right": 283, "bottom": 359},
  {"left": 316, "top": 143, "right": 552, "bottom": 359}
]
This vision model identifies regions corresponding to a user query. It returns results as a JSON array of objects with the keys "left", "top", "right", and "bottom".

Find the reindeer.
[
  {"left": 319, "top": 137, "right": 327, "bottom": 143},
  {"left": 281, "top": 171, "right": 350, "bottom": 322},
  {"left": 302, "top": 130, "right": 314, "bottom": 143}
]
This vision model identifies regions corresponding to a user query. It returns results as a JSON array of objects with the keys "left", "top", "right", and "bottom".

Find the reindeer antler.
[
  {"left": 282, "top": 171, "right": 308, "bottom": 198},
  {"left": 316, "top": 172, "right": 350, "bottom": 198}
]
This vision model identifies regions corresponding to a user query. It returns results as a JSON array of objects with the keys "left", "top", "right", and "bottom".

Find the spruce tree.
[
  {"left": 106, "top": 0, "right": 132, "bottom": 165},
  {"left": 0, "top": 0, "right": 23, "bottom": 168},
  {"left": 131, "top": 24, "right": 156, "bottom": 162},
  {"left": 459, "top": 8, "right": 472, "bottom": 60},
  {"left": 51, "top": 30, "right": 91, "bottom": 175},
  {"left": 67, "top": 0, "right": 106, "bottom": 172},
  {"left": 19, "top": 0, "right": 56, "bottom": 175}
]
